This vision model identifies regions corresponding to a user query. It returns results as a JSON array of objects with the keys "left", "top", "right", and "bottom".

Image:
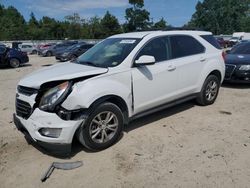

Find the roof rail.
[{"left": 136, "top": 26, "right": 205, "bottom": 32}]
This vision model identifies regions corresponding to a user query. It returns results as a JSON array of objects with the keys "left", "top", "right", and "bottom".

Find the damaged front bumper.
[{"left": 13, "top": 108, "right": 83, "bottom": 154}]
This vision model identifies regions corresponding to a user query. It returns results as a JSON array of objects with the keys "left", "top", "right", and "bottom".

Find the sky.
[{"left": 1, "top": 0, "right": 200, "bottom": 26}]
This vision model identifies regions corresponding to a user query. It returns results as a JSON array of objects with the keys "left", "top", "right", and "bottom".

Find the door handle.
[
  {"left": 167, "top": 65, "right": 176, "bottom": 71},
  {"left": 200, "top": 57, "right": 206, "bottom": 62}
]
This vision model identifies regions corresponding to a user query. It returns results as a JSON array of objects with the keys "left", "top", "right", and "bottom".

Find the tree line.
[{"left": 0, "top": 0, "right": 249, "bottom": 40}]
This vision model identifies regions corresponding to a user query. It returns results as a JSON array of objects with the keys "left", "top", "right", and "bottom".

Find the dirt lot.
[{"left": 0, "top": 55, "right": 250, "bottom": 188}]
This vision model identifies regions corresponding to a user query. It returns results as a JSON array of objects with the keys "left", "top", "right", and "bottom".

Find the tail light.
[{"left": 222, "top": 51, "right": 226, "bottom": 62}]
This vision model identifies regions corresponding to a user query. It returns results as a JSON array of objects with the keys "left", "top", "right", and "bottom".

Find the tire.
[
  {"left": 70, "top": 54, "right": 77, "bottom": 61},
  {"left": 32, "top": 50, "right": 37, "bottom": 54},
  {"left": 46, "top": 51, "right": 52, "bottom": 57},
  {"left": 9, "top": 58, "right": 20, "bottom": 68},
  {"left": 77, "top": 102, "right": 124, "bottom": 151},
  {"left": 196, "top": 75, "right": 220, "bottom": 106}
]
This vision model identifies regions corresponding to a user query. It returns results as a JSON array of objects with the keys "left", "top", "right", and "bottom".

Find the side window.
[
  {"left": 170, "top": 35, "right": 205, "bottom": 59},
  {"left": 136, "top": 37, "right": 170, "bottom": 62}
]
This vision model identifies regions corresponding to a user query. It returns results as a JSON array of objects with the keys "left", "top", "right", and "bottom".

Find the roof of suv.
[{"left": 110, "top": 30, "right": 212, "bottom": 39}]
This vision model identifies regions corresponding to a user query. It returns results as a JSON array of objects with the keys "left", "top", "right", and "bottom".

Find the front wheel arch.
[{"left": 87, "top": 95, "right": 129, "bottom": 125}]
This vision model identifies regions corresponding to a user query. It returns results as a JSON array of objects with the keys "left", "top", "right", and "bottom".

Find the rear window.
[
  {"left": 169, "top": 35, "right": 205, "bottom": 59},
  {"left": 201, "top": 35, "right": 221, "bottom": 49}
]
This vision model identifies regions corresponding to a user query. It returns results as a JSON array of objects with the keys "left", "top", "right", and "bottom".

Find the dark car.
[
  {"left": 55, "top": 43, "right": 94, "bottom": 62},
  {"left": 224, "top": 42, "right": 250, "bottom": 83},
  {"left": 39, "top": 41, "right": 78, "bottom": 57},
  {"left": 216, "top": 37, "right": 227, "bottom": 48},
  {"left": 0, "top": 46, "right": 29, "bottom": 68}
]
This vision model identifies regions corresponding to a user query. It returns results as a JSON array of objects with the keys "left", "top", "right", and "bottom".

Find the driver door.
[{"left": 132, "top": 36, "right": 179, "bottom": 114}]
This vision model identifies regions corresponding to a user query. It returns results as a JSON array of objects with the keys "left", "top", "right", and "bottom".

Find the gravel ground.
[{"left": 0, "top": 55, "right": 250, "bottom": 188}]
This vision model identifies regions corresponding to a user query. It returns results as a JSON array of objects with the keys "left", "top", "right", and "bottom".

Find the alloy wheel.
[
  {"left": 89, "top": 111, "right": 119, "bottom": 144},
  {"left": 205, "top": 80, "right": 218, "bottom": 101}
]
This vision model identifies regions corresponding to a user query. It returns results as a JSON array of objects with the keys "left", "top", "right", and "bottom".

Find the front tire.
[
  {"left": 46, "top": 51, "right": 52, "bottom": 57},
  {"left": 9, "top": 58, "right": 20, "bottom": 68},
  {"left": 77, "top": 102, "right": 124, "bottom": 151},
  {"left": 196, "top": 75, "right": 220, "bottom": 106}
]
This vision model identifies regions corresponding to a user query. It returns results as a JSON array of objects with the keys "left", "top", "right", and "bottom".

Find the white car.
[
  {"left": 14, "top": 31, "right": 225, "bottom": 153},
  {"left": 18, "top": 43, "right": 37, "bottom": 54}
]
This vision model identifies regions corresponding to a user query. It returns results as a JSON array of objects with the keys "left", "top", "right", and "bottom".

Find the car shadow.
[
  {"left": 0, "top": 64, "right": 31, "bottom": 69},
  {"left": 26, "top": 101, "right": 195, "bottom": 159},
  {"left": 222, "top": 82, "right": 250, "bottom": 89},
  {"left": 125, "top": 101, "right": 195, "bottom": 133},
  {"left": 42, "top": 64, "right": 53, "bottom": 67}
]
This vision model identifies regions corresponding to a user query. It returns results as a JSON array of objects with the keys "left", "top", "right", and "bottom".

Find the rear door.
[{"left": 168, "top": 35, "right": 206, "bottom": 97}]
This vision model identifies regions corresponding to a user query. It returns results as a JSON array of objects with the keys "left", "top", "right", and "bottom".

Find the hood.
[
  {"left": 225, "top": 54, "right": 250, "bottom": 65},
  {"left": 19, "top": 62, "right": 108, "bottom": 89}
]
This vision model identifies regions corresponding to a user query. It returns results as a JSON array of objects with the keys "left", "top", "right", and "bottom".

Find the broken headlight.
[{"left": 39, "top": 81, "right": 71, "bottom": 112}]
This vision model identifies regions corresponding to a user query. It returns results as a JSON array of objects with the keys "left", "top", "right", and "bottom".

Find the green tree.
[
  {"left": 88, "top": 16, "right": 103, "bottom": 39},
  {"left": 64, "top": 13, "right": 82, "bottom": 39},
  {"left": 188, "top": 0, "right": 249, "bottom": 34},
  {"left": 0, "top": 5, "right": 26, "bottom": 40},
  {"left": 101, "top": 11, "right": 121, "bottom": 38},
  {"left": 153, "top": 18, "right": 168, "bottom": 29},
  {"left": 27, "top": 12, "right": 42, "bottom": 40},
  {"left": 124, "top": 0, "right": 151, "bottom": 32}
]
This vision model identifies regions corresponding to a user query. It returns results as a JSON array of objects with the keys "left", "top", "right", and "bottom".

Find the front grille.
[
  {"left": 225, "top": 64, "right": 236, "bottom": 79},
  {"left": 17, "top": 85, "right": 38, "bottom": 96},
  {"left": 16, "top": 99, "right": 32, "bottom": 119}
]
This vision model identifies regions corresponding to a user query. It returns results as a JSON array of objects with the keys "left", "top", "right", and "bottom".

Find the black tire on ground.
[
  {"left": 196, "top": 75, "right": 220, "bottom": 106},
  {"left": 46, "top": 51, "right": 52, "bottom": 57},
  {"left": 32, "top": 50, "right": 37, "bottom": 54},
  {"left": 9, "top": 58, "right": 20, "bottom": 68},
  {"left": 77, "top": 102, "right": 124, "bottom": 151}
]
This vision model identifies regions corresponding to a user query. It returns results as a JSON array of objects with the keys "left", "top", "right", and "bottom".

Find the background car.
[
  {"left": 224, "top": 42, "right": 250, "bottom": 83},
  {"left": 18, "top": 43, "right": 37, "bottom": 54},
  {"left": 216, "top": 37, "right": 227, "bottom": 48},
  {"left": 55, "top": 43, "right": 94, "bottom": 62},
  {"left": 0, "top": 46, "right": 29, "bottom": 68},
  {"left": 0, "top": 42, "right": 5, "bottom": 47},
  {"left": 37, "top": 43, "right": 55, "bottom": 55},
  {"left": 39, "top": 41, "right": 78, "bottom": 57}
]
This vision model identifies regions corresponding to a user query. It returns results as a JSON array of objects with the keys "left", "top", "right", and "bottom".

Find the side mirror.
[{"left": 135, "top": 55, "right": 156, "bottom": 66}]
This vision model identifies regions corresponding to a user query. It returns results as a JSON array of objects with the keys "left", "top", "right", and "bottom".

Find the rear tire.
[
  {"left": 32, "top": 50, "right": 37, "bottom": 54},
  {"left": 70, "top": 54, "right": 77, "bottom": 61},
  {"left": 77, "top": 102, "right": 124, "bottom": 151},
  {"left": 9, "top": 58, "right": 20, "bottom": 68},
  {"left": 196, "top": 75, "right": 220, "bottom": 106},
  {"left": 46, "top": 51, "right": 52, "bottom": 57}
]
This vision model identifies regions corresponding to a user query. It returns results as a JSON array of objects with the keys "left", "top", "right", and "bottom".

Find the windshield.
[
  {"left": 66, "top": 44, "right": 78, "bottom": 50},
  {"left": 76, "top": 38, "right": 140, "bottom": 68},
  {"left": 230, "top": 43, "right": 250, "bottom": 54}
]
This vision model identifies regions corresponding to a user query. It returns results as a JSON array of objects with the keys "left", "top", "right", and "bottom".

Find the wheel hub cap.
[{"left": 89, "top": 111, "right": 119, "bottom": 144}]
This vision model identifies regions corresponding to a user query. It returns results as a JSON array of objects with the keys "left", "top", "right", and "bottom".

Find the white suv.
[{"left": 14, "top": 31, "right": 225, "bottom": 153}]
